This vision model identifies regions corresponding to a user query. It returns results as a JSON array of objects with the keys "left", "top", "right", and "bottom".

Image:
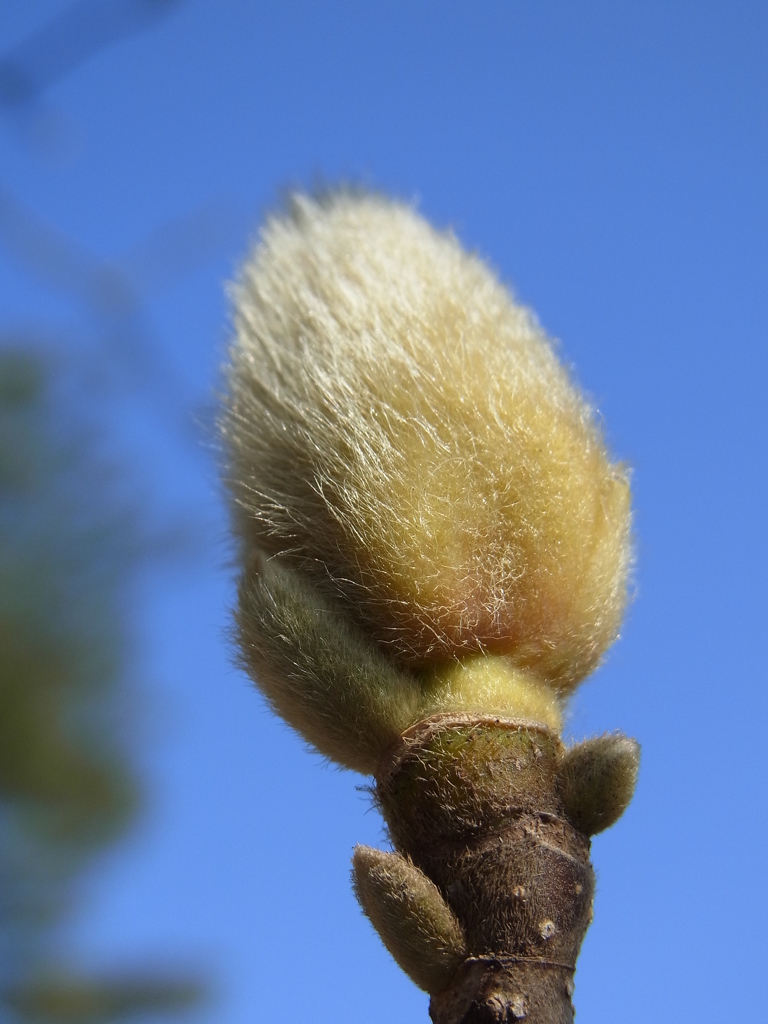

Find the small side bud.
[
  {"left": 557, "top": 733, "right": 640, "bottom": 836},
  {"left": 352, "top": 846, "right": 467, "bottom": 994}
]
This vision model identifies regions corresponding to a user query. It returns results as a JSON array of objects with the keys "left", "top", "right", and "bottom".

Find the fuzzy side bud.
[
  {"left": 353, "top": 845, "right": 467, "bottom": 994},
  {"left": 557, "top": 734, "right": 640, "bottom": 836}
]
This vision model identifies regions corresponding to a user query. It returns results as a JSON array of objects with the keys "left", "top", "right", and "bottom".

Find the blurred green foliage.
[{"left": 0, "top": 348, "right": 201, "bottom": 1023}]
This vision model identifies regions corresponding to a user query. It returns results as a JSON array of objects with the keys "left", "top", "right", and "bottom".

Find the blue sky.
[{"left": 1, "top": 2, "right": 766, "bottom": 1022}]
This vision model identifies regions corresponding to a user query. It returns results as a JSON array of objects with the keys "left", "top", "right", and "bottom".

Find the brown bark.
[{"left": 375, "top": 716, "right": 595, "bottom": 1024}]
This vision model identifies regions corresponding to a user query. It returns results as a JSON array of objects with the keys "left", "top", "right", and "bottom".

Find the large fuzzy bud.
[{"left": 222, "top": 192, "right": 631, "bottom": 767}]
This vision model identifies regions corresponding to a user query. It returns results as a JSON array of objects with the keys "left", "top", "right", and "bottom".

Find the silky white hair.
[{"left": 221, "top": 192, "right": 631, "bottom": 769}]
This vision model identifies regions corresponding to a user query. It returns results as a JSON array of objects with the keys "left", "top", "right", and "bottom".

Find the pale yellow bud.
[{"left": 223, "top": 192, "right": 631, "bottom": 762}]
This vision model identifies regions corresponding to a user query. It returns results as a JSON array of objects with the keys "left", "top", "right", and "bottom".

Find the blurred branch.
[
  {"left": 0, "top": 1, "right": 236, "bottom": 443},
  {"left": 0, "top": 6, "right": 214, "bottom": 1020},
  {"left": 0, "top": 186, "right": 237, "bottom": 437},
  {"left": 0, "top": 184, "right": 182, "bottom": 424},
  {"left": 0, "top": 187, "right": 100, "bottom": 296},
  {"left": 0, "top": 1, "right": 184, "bottom": 109}
]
